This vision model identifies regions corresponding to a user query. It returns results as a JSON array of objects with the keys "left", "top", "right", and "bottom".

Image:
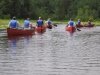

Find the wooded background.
[{"left": 0, "top": 0, "right": 100, "bottom": 21}]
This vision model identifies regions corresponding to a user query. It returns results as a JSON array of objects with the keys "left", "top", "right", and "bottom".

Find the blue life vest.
[
  {"left": 69, "top": 21, "right": 74, "bottom": 26},
  {"left": 37, "top": 20, "right": 43, "bottom": 27},
  {"left": 24, "top": 20, "right": 30, "bottom": 28},
  {"left": 48, "top": 21, "right": 52, "bottom": 25},
  {"left": 78, "top": 21, "right": 81, "bottom": 25},
  {"left": 10, "top": 20, "right": 17, "bottom": 28}
]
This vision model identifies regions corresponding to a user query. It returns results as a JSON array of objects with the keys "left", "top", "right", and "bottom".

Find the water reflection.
[
  {"left": 66, "top": 31, "right": 75, "bottom": 36},
  {"left": 8, "top": 36, "right": 18, "bottom": 47},
  {"left": 7, "top": 35, "right": 32, "bottom": 54},
  {"left": 8, "top": 35, "right": 31, "bottom": 46}
]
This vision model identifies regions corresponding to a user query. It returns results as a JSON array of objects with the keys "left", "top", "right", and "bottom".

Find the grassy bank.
[{"left": 0, "top": 19, "right": 100, "bottom": 28}]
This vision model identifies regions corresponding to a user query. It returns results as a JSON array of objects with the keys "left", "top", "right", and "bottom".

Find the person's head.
[
  {"left": 39, "top": 17, "right": 41, "bottom": 20},
  {"left": 12, "top": 16, "right": 16, "bottom": 20},
  {"left": 48, "top": 18, "right": 51, "bottom": 21},
  {"left": 88, "top": 19, "right": 91, "bottom": 22},
  {"left": 78, "top": 19, "right": 80, "bottom": 21},
  {"left": 70, "top": 18, "right": 73, "bottom": 21},
  {"left": 27, "top": 18, "right": 30, "bottom": 20}
]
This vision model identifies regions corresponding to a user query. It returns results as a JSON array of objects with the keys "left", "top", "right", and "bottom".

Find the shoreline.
[{"left": 0, "top": 19, "right": 100, "bottom": 28}]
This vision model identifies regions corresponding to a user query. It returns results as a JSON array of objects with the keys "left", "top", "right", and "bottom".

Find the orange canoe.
[
  {"left": 36, "top": 26, "right": 46, "bottom": 33},
  {"left": 66, "top": 26, "right": 76, "bottom": 33}
]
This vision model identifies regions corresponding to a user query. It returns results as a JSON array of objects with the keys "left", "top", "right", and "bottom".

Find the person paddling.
[
  {"left": 9, "top": 17, "right": 19, "bottom": 29},
  {"left": 76, "top": 19, "right": 82, "bottom": 31},
  {"left": 67, "top": 18, "right": 76, "bottom": 27},
  {"left": 77, "top": 19, "right": 81, "bottom": 25},
  {"left": 87, "top": 19, "right": 94, "bottom": 26},
  {"left": 46, "top": 18, "right": 52, "bottom": 29},
  {"left": 24, "top": 18, "right": 32, "bottom": 29},
  {"left": 47, "top": 18, "right": 52, "bottom": 25},
  {"left": 84, "top": 19, "right": 94, "bottom": 27},
  {"left": 37, "top": 17, "right": 44, "bottom": 27},
  {"left": 76, "top": 19, "right": 83, "bottom": 28},
  {"left": 67, "top": 18, "right": 81, "bottom": 31}
]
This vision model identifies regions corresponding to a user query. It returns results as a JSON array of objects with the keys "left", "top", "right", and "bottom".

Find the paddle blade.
[{"left": 77, "top": 28, "right": 81, "bottom": 31}]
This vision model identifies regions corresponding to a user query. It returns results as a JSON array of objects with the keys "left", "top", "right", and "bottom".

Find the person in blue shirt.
[
  {"left": 24, "top": 18, "right": 31, "bottom": 29},
  {"left": 77, "top": 19, "right": 81, "bottom": 25},
  {"left": 67, "top": 18, "right": 76, "bottom": 27},
  {"left": 46, "top": 18, "right": 52, "bottom": 29},
  {"left": 9, "top": 17, "right": 19, "bottom": 29},
  {"left": 47, "top": 18, "right": 52, "bottom": 25},
  {"left": 37, "top": 17, "right": 44, "bottom": 27}
]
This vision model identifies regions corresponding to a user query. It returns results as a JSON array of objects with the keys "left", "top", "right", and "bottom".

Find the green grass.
[
  {"left": 0, "top": 19, "right": 100, "bottom": 29},
  {"left": 0, "top": 19, "right": 9, "bottom": 28}
]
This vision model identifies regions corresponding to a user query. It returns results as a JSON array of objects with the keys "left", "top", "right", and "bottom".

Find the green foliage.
[
  {"left": 76, "top": 7, "right": 94, "bottom": 21},
  {"left": 0, "top": 0, "right": 100, "bottom": 20}
]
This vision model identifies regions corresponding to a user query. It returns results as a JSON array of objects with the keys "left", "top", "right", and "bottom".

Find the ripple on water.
[{"left": 0, "top": 25, "right": 100, "bottom": 75}]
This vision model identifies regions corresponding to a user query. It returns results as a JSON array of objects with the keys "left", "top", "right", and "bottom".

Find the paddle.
[
  {"left": 53, "top": 23, "right": 57, "bottom": 27},
  {"left": 76, "top": 28, "right": 81, "bottom": 31},
  {"left": 75, "top": 25, "right": 81, "bottom": 31}
]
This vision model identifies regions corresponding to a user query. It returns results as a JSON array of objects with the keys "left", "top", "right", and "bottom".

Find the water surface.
[{"left": 0, "top": 25, "right": 100, "bottom": 75}]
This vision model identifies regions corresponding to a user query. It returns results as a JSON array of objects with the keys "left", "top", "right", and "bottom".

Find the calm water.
[{"left": 0, "top": 25, "right": 100, "bottom": 75}]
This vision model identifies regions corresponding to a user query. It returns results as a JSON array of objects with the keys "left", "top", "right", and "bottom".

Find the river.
[{"left": 0, "top": 25, "right": 100, "bottom": 75}]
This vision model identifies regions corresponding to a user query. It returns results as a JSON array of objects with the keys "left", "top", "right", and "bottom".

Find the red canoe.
[
  {"left": 66, "top": 26, "right": 76, "bottom": 33},
  {"left": 76, "top": 24, "right": 84, "bottom": 28},
  {"left": 47, "top": 25, "right": 52, "bottom": 29},
  {"left": 7, "top": 28, "right": 35, "bottom": 36},
  {"left": 84, "top": 24, "right": 94, "bottom": 27},
  {"left": 36, "top": 26, "right": 46, "bottom": 33}
]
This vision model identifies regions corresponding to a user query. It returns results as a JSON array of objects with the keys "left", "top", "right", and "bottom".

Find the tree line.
[{"left": 0, "top": 0, "right": 100, "bottom": 21}]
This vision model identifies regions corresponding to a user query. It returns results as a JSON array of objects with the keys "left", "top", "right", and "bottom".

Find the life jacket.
[
  {"left": 69, "top": 21, "right": 74, "bottom": 26},
  {"left": 37, "top": 20, "right": 43, "bottom": 27},
  {"left": 48, "top": 21, "right": 52, "bottom": 25},
  {"left": 10, "top": 20, "right": 17, "bottom": 28},
  {"left": 77, "top": 21, "right": 81, "bottom": 25},
  {"left": 24, "top": 20, "right": 30, "bottom": 28}
]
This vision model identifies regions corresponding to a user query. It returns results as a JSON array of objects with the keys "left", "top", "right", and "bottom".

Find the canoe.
[
  {"left": 84, "top": 24, "right": 94, "bottom": 27},
  {"left": 66, "top": 26, "right": 76, "bottom": 32},
  {"left": 47, "top": 25, "right": 52, "bottom": 29},
  {"left": 76, "top": 24, "right": 84, "bottom": 28},
  {"left": 36, "top": 26, "right": 46, "bottom": 33},
  {"left": 7, "top": 28, "right": 35, "bottom": 36}
]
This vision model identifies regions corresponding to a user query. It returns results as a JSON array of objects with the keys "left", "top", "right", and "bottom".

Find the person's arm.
[
  {"left": 17, "top": 21, "right": 20, "bottom": 28},
  {"left": 77, "top": 21, "right": 78, "bottom": 25},
  {"left": 42, "top": 20, "right": 44, "bottom": 25},
  {"left": 66, "top": 21, "right": 70, "bottom": 27},
  {"left": 74, "top": 22, "right": 76, "bottom": 26},
  {"left": 36, "top": 21, "right": 38, "bottom": 26},
  {"left": 68, "top": 21, "right": 71, "bottom": 25},
  {"left": 29, "top": 22, "right": 33, "bottom": 28},
  {"left": 50, "top": 21, "right": 52, "bottom": 25},
  {"left": 17, "top": 21, "right": 20, "bottom": 25},
  {"left": 8, "top": 21, "right": 11, "bottom": 28},
  {"left": 45, "top": 21, "right": 48, "bottom": 25}
]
